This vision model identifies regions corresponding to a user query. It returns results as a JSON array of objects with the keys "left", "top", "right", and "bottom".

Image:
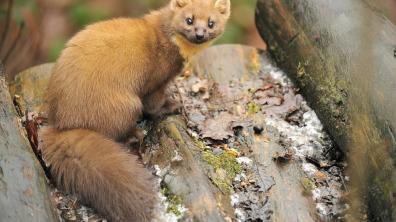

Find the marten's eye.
[
  {"left": 186, "top": 17, "right": 194, "bottom": 25},
  {"left": 208, "top": 20, "right": 215, "bottom": 29}
]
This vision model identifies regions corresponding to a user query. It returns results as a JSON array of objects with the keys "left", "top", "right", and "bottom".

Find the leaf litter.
[{"left": 175, "top": 58, "right": 347, "bottom": 221}]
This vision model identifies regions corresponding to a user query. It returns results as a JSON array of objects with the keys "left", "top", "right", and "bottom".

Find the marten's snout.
[
  {"left": 195, "top": 27, "right": 206, "bottom": 42},
  {"left": 196, "top": 34, "right": 204, "bottom": 41}
]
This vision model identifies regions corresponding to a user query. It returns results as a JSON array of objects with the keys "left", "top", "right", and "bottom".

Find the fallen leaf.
[
  {"left": 314, "top": 171, "right": 328, "bottom": 181},
  {"left": 201, "top": 112, "right": 239, "bottom": 140},
  {"left": 264, "top": 91, "right": 303, "bottom": 119}
]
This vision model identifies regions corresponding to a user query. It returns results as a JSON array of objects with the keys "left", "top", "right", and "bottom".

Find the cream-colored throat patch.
[{"left": 172, "top": 34, "right": 213, "bottom": 61}]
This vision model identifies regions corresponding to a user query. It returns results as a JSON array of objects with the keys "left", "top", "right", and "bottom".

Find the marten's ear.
[
  {"left": 214, "top": 0, "right": 231, "bottom": 17},
  {"left": 170, "top": 0, "right": 191, "bottom": 10}
]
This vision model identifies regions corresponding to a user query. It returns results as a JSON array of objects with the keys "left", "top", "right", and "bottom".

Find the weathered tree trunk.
[
  {"left": 255, "top": 0, "right": 396, "bottom": 221},
  {"left": 0, "top": 64, "right": 58, "bottom": 221}
]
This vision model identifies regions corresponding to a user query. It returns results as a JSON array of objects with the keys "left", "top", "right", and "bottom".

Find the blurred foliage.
[
  {"left": 6, "top": 0, "right": 259, "bottom": 62},
  {"left": 218, "top": 0, "right": 257, "bottom": 44},
  {"left": 0, "top": 0, "right": 41, "bottom": 78},
  {"left": 69, "top": 1, "right": 109, "bottom": 29},
  {"left": 48, "top": 38, "right": 66, "bottom": 61}
]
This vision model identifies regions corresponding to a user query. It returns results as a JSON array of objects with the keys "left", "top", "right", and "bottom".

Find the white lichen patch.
[
  {"left": 152, "top": 191, "right": 187, "bottom": 222},
  {"left": 263, "top": 64, "right": 290, "bottom": 86},
  {"left": 236, "top": 157, "right": 253, "bottom": 168},
  {"left": 171, "top": 150, "right": 183, "bottom": 162},
  {"left": 265, "top": 109, "right": 325, "bottom": 157},
  {"left": 234, "top": 208, "right": 247, "bottom": 222},
  {"left": 264, "top": 63, "right": 346, "bottom": 220},
  {"left": 230, "top": 193, "right": 248, "bottom": 222},
  {"left": 152, "top": 165, "right": 188, "bottom": 222},
  {"left": 303, "top": 163, "right": 319, "bottom": 177}
]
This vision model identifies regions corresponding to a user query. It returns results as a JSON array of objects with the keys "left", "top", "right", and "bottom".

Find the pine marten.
[{"left": 39, "top": 0, "right": 231, "bottom": 221}]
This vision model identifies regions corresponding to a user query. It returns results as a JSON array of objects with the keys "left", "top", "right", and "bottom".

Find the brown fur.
[
  {"left": 40, "top": 0, "right": 230, "bottom": 221},
  {"left": 41, "top": 128, "right": 154, "bottom": 221}
]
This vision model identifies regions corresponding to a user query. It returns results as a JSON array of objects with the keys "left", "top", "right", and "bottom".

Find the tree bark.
[
  {"left": 0, "top": 64, "right": 58, "bottom": 222},
  {"left": 255, "top": 1, "right": 396, "bottom": 221}
]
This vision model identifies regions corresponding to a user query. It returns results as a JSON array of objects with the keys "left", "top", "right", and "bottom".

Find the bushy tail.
[{"left": 40, "top": 127, "right": 156, "bottom": 222}]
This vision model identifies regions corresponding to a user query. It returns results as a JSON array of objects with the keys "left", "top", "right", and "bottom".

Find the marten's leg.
[{"left": 143, "top": 85, "right": 181, "bottom": 118}]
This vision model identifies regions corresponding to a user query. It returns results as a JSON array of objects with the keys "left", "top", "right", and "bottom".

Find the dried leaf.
[
  {"left": 201, "top": 112, "right": 238, "bottom": 140},
  {"left": 264, "top": 92, "right": 303, "bottom": 119},
  {"left": 314, "top": 171, "right": 328, "bottom": 181}
]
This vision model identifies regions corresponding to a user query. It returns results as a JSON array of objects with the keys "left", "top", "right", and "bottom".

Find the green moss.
[
  {"left": 211, "top": 177, "right": 233, "bottom": 194},
  {"left": 202, "top": 151, "right": 241, "bottom": 179},
  {"left": 300, "top": 177, "right": 316, "bottom": 195},
  {"left": 297, "top": 61, "right": 308, "bottom": 77},
  {"left": 161, "top": 186, "right": 183, "bottom": 216},
  {"left": 247, "top": 102, "right": 261, "bottom": 115},
  {"left": 191, "top": 136, "right": 241, "bottom": 194},
  {"left": 165, "top": 122, "right": 185, "bottom": 144},
  {"left": 202, "top": 149, "right": 241, "bottom": 193},
  {"left": 192, "top": 136, "right": 206, "bottom": 150}
]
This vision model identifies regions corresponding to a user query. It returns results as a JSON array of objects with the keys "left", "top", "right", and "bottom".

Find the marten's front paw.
[
  {"left": 144, "top": 98, "right": 182, "bottom": 119},
  {"left": 163, "top": 98, "right": 182, "bottom": 115}
]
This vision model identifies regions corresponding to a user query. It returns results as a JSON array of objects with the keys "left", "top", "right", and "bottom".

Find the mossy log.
[
  {"left": 142, "top": 117, "right": 231, "bottom": 221},
  {"left": 9, "top": 45, "right": 324, "bottom": 221},
  {"left": 191, "top": 45, "right": 317, "bottom": 221},
  {"left": 255, "top": 1, "right": 396, "bottom": 221},
  {"left": 0, "top": 64, "right": 59, "bottom": 221},
  {"left": 10, "top": 63, "right": 231, "bottom": 221}
]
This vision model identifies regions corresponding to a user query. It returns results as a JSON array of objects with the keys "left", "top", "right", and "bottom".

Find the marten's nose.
[
  {"left": 196, "top": 34, "right": 204, "bottom": 41},
  {"left": 195, "top": 26, "right": 206, "bottom": 42}
]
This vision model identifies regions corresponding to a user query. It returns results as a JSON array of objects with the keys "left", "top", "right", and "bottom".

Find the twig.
[
  {"left": 0, "top": 0, "right": 14, "bottom": 52},
  {"left": 0, "top": 62, "right": 4, "bottom": 77}
]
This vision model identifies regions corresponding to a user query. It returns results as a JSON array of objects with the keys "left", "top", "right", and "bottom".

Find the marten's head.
[{"left": 170, "top": 0, "right": 231, "bottom": 45}]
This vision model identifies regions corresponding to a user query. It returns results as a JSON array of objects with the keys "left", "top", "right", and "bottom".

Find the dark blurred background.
[{"left": 0, "top": 0, "right": 266, "bottom": 80}]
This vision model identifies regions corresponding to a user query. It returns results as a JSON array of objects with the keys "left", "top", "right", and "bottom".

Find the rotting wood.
[{"left": 189, "top": 45, "right": 319, "bottom": 221}]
